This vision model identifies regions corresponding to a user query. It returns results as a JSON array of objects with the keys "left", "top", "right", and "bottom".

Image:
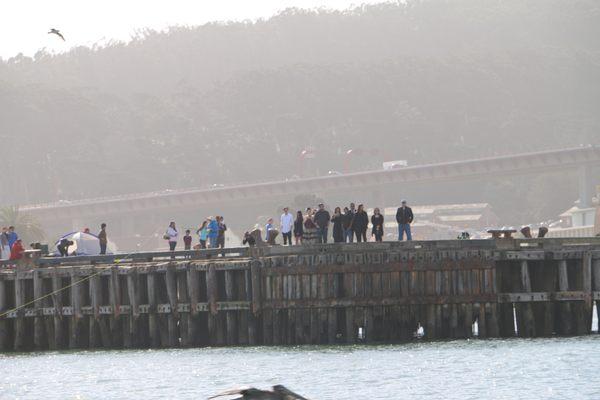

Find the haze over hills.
[{"left": 1, "top": 0, "right": 599, "bottom": 224}]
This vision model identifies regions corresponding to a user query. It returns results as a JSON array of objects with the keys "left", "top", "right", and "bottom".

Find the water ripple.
[{"left": 1, "top": 336, "right": 599, "bottom": 399}]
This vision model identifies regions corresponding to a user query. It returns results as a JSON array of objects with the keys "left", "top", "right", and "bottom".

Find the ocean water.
[{"left": 1, "top": 336, "right": 599, "bottom": 399}]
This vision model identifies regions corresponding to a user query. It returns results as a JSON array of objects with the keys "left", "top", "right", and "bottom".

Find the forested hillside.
[{"left": 1, "top": 0, "right": 598, "bottom": 223}]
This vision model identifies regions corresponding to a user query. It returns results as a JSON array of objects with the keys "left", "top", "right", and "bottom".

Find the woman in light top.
[
  {"left": 196, "top": 220, "right": 209, "bottom": 249},
  {"left": 166, "top": 221, "right": 178, "bottom": 251}
]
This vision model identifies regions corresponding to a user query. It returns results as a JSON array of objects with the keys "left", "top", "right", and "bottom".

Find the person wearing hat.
[{"left": 396, "top": 200, "right": 414, "bottom": 241}]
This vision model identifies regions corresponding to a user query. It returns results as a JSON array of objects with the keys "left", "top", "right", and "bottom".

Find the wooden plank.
[
  {"left": 323, "top": 308, "right": 334, "bottom": 344},
  {"left": 108, "top": 266, "right": 121, "bottom": 347},
  {"left": 14, "top": 270, "right": 25, "bottom": 351},
  {"left": 187, "top": 268, "right": 200, "bottom": 346},
  {"left": 582, "top": 252, "right": 593, "bottom": 332},
  {"left": 89, "top": 272, "right": 101, "bottom": 348},
  {"left": 165, "top": 265, "right": 179, "bottom": 347},
  {"left": 515, "top": 260, "right": 535, "bottom": 337},
  {"left": 557, "top": 260, "right": 573, "bottom": 335},
  {"left": 593, "top": 259, "right": 600, "bottom": 329},
  {"left": 250, "top": 261, "right": 262, "bottom": 315},
  {"left": 310, "top": 308, "right": 319, "bottom": 344},
  {"left": 51, "top": 268, "right": 64, "bottom": 349},
  {"left": 224, "top": 270, "right": 237, "bottom": 345},
  {"left": 0, "top": 279, "right": 8, "bottom": 351},
  {"left": 68, "top": 269, "right": 83, "bottom": 349},
  {"left": 261, "top": 260, "right": 494, "bottom": 276},
  {"left": 33, "top": 269, "right": 45, "bottom": 350},
  {"left": 178, "top": 270, "right": 190, "bottom": 346},
  {"left": 478, "top": 303, "right": 487, "bottom": 338},
  {"left": 147, "top": 272, "right": 160, "bottom": 347},
  {"left": 121, "top": 269, "right": 138, "bottom": 348}
]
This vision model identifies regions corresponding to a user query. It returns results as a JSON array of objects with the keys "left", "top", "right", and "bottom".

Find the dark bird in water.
[
  {"left": 208, "top": 385, "right": 310, "bottom": 400},
  {"left": 48, "top": 28, "right": 65, "bottom": 41}
]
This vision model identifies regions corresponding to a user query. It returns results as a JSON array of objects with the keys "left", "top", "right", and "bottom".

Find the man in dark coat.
[
  {"left": 396, "top": 199, "right": 414, "bottom": 241},
  {"left": 313, "top": 203, "right": 331, "bottom": 244}
]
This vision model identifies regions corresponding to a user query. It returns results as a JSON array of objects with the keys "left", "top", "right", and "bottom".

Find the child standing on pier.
[{"left": 183, "top": 230, "right": 192, "bottom": 250}]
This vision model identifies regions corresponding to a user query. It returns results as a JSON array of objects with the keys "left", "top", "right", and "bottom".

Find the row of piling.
[{"left": 1, "top": 239, "right": 599, "bottom": 351}]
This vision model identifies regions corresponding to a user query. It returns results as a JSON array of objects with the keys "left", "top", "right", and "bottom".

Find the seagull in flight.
[
  {"left": 48, "top": 28, "right": 65, "bottom": 41},
  {"left": 208, "top": 385, "right": 310, "bottom": 400}
]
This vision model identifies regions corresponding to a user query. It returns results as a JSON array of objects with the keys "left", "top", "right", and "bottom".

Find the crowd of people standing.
[
  {"left": 0, "top": 226, "right": 24, "bottom": 261},
  {"left": 162, "top": 200, "right": 413, "bottom": 251},
  {"left": 164, "top": 216, "right": 227, "bottom": 251},
  {"left": 273, "top": 200, "right": 414, "bottom": 246}
]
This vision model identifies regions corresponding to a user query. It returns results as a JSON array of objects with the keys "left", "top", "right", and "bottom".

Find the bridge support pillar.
[{"left": 578, "top": 165, "right": 596, "bottom": 208}]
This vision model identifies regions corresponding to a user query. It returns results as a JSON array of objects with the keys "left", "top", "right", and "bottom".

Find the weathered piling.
[{"left": 1, "top": 238, "right": 599, "bottom": 352}]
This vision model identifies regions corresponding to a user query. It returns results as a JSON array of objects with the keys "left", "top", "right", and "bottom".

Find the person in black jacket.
[
  {"left": 342, "top": 206, "right": 354, "bottom": 243},
  {"left": 313, "top": 203, "right": 331, "bottom": 243},
  {"left": 396, "top": 199, "right": 414, "bottom": 241},
  {"left": 331, "top": 207, "right": 345, "bottom": 243},
  {"left": 371, "top": 207, "right": 384, "bottom": 242},
  {"left": 353, "top": 204, "right": 369, "bottom": 242},
  {"left": 293, "top": 211, "right": 304, "bottom": 245}
]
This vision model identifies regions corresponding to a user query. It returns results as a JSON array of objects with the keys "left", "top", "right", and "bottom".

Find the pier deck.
[{"left": 1, "top": 238, "right": 599, "bottom": 351}]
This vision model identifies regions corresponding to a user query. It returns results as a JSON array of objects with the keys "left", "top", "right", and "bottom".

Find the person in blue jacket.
[{"left": 207, "top": 217, "right": 219, "bottom": 248}]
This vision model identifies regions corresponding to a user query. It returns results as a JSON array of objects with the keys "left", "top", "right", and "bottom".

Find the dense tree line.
[{"left": 0, "top": 0, "right": 598, "bottom": 224}]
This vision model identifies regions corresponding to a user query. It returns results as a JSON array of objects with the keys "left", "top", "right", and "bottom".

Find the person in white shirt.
[
  {"left": 280, "top": 207, "right": 294, "bottom": 246},
  {"left": 166, "top": 221, "right": 178, "bottom": 251}
]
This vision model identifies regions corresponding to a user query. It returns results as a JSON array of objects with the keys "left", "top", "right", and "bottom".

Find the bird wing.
[
  {"left": 272, "top": 385, "right": 310, "bottom": 400},
  {"left": 56, "top": 32, "right": 65, "bottom": 41},
  {"left": 208, "top": 386, "right": 252, "bottom": 399}
]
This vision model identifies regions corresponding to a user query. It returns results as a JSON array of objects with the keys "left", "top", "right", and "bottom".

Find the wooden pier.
[{"left": 1, "top": 238, "right": 600, "bottom": 352}]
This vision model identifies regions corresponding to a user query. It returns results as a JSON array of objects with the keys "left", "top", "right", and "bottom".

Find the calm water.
[{"left": 1, "top": 337, "right": 599, "bottom": 399}]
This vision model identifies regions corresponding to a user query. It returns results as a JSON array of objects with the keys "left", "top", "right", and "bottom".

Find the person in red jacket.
[{"left": 9, "top": 239, "right": 25, "bottom": 260}]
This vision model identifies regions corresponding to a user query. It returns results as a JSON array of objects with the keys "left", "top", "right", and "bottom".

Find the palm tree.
[{"left": 0, "top": 206, "right": 45, "bottom": 244}]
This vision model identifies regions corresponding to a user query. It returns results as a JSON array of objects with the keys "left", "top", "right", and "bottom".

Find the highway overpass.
[{"left": 22, "top": 145, "right": 600, "bottom": 226}]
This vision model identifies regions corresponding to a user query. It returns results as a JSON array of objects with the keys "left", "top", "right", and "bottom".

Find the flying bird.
[
  {"left": 208, "top": 385, "right": 310, "bottom": 400},
  {"left": 48, "top": 28, "right": 65, "bottom": 41}
]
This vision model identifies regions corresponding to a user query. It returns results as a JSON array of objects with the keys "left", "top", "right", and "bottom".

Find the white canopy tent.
[{"left": 54, "top": 231, "right": 117, "bottom": 256}]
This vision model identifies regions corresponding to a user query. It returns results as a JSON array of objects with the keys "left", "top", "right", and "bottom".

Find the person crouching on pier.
[{"left": 165, "top": 222, "right": 178, "bottom": 251}]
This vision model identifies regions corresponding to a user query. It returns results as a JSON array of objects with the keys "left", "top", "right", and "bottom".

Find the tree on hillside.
[{"left": 0, "top": 206, "right": 45, "bottom": 244}]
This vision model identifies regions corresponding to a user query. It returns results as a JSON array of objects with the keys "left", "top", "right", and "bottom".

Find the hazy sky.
[{"left": 1, "top": 0, "right": 381, "bottom": 59}]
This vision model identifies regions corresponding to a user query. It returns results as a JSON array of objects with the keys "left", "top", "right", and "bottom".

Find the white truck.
[{"left": 382, "top": 160, "right": 408, "bottom": 170}]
